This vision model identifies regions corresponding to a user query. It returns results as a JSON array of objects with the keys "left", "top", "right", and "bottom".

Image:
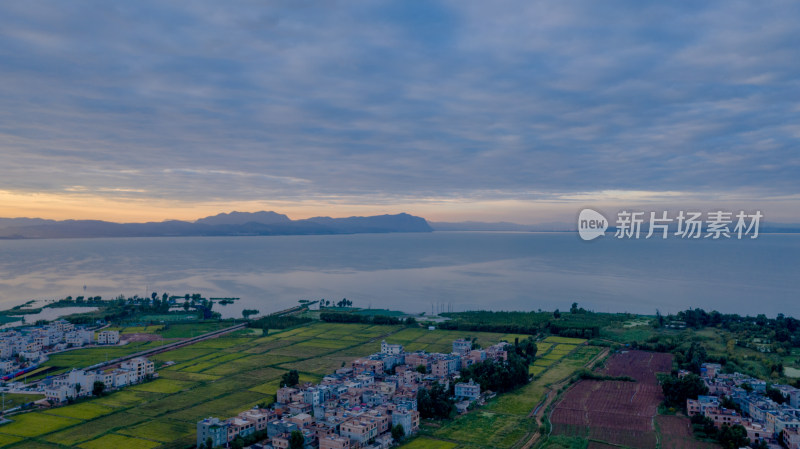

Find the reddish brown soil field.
[
  {"left": 657, "top": 415, "right": 719, "bottom": 449},
  {"left": 550, "top": 350, "right": 675, "bottom": 449},
  {"left": 121, "top": 332, "right": 163, "bottom": 342}
]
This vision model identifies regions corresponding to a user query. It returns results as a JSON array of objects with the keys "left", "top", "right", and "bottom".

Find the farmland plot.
[
  {"left": 656, "top": 415, "right": 720, "bottom": 449},
  {"left": 550, "top": 350, "right": 676, "bottom": 449}
]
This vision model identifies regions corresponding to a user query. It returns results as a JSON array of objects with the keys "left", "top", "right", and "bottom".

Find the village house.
[
  {"left": 196, "top": 337, "right": 500, "bottom": 448},
  {"left": 96, "top": 330, "right": 120, "bottom": 345},
  {"left": 455, "top": 379, "right": 481, "bottom": 400},
  {"left": 687, "top": 362, "right": 800, "bottom": 448},
  {"left": 45, "top": 356, "right": 155, "bottom": 403}
]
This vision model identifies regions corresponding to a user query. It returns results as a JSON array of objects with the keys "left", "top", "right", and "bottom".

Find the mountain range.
[
  {"left": 0, "top": 212, "right": 433, "bottom": 239},
  {"left": 0, "top": 212, "right": 797, "bottom": 239},
  {"left": 429, "top": 221, "right": 574, "bottom": 232}
]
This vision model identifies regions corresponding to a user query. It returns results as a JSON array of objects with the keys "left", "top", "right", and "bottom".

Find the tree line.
[
  {"left": 247, "top": 315, "right": 312, "bottom": 331},
  {"left": 319, "top": 312, "right": 417, "bottom": 326},
  {"left": 667, "top": 308, "right": 800, "bottom": 350}
]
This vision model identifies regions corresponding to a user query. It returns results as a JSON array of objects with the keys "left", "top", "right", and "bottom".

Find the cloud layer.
[{"left": 1, "top": 1, "right": 798, "bottom": 220}]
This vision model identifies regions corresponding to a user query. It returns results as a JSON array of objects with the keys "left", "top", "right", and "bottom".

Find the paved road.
[
  {"left": 74, "top": 305, "right": 308, "bottom": 372},
  {"left": 18, "top": 322, "right": 248, "bottom": 388},
  {"left": 84, "top": 322, "right": 247, "bottom": 370},
  {"left": 19, "top": 305, "right": 307, "bottom": 386}
]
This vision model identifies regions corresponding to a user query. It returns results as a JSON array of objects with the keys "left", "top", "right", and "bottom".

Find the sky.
[{"left": 0, "top": 1, "right": 799, "bottom": 224}]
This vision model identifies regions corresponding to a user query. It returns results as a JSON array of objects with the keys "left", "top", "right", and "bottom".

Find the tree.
[
  {"left": 242, "top": 309, "right": 259, "bottom": 319},
  {"left": 92, "top": 381, "right": 105, "bottom": 397},
  {"left": 514, "top": 336, "right": 537, "bottom": 362},
  {"left": 281, "top": 369, "right": 300, "bottom": 387},
  {"left": 766, "top": 385, "right": 788, "bottom": 404},
  {"left": 661, "top": 374, "right": 708, "bottom": 408},
  {"left": 415, "top": 365, "right": 427, "bottom": 374},
  {"left": 197, "top": 299, "right": 215, "bottom": 319},
  {"left": 289, "top": 430, "right": 304, "bottom": 449},
  {"left": 391, "top": 423, "right": 405, "bottom": 441},
  {"left": 570, "top": 302, "right": 588, "bottom": 314},
  {"left": 74, "top": 383, "right": 82, "bottom": 395},
  {"left": 183, "top": 301, "right": 191, "bottom": 311},
  {"left": 204, "top": 437, "right": 213, "bottom": 449},
  {"left": 691, "top": 413, "right": 718, "bottom": 438},
  {"left": 460, "top": 353, "right": 530, "bottom": 393},
  {"left": 553, "top": 309, "right": 561, "bottom": 319},
  {"left": 471, "top": 338, "right": 481, "bottom": 350},
  {"left": 230, "top": 436, "right": 244, "bottom": 449},
  {"left": 720, "top": 395, "right": 741, "bottom": 413},
  {"left": 717, "top": 424, "right": 749, "bottom": 449},
  {"left": 417, "top": 382, "right": 455, "bottom": 419}
]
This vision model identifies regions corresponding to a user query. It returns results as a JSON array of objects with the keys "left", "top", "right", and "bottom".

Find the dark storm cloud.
[{"left": 0, "top": 0, "right": 798, "bottom": 203}]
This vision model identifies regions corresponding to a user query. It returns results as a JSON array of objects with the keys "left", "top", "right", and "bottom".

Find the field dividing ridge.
[{"left": 549, "top": 350, "right": 676, "bottom": 449}]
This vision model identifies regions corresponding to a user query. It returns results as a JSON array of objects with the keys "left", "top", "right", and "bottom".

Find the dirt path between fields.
[{"left": 518, "top": 346, "right": 610, "bottom": 449}]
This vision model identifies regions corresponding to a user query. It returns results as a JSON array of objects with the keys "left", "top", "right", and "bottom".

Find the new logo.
[{"left": 578, "top": 209, "right": 608, "bottom": 241}]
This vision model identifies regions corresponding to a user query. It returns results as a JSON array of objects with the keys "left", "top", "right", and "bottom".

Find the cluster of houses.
[
  {"left": 0, "top": 320, "right": 120, "bottom": 377},
  {"left": 197, "top": 338, "right": 511, "bottom": 448},
  {"left": 685, "top": 362, "right": 800, "bottom": 448},
  {"left": 44, "top": 357, "right": 155, "bottom": 403}
]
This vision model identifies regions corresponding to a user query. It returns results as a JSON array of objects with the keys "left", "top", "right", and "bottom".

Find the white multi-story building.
[
  {"left": 0, "top": 360, "right": 14, "bottom": 375},
  {"left": 24, "top": 339, "right": 41, "bottom": 353},
  {"left": 65, "top": 332, "right": 86, "bottom": 347},
  {"left": 96, "top": 330, "right": 120, "bottom": 345},
  {"left": 20, "top": 351, "right": 42, "bottom": 363},
  {"left": 455, "top": 379, "right": 481, "bottom": 400},
  {"left": 0, "top": 321, "right": 98, "bottom": 362},
  {"left": 52, "top": 320, "right": 74, "bottom": 333},
  {"left": 33, "top": 334, "right": 50, "bottom": 347},
  {"left": 452, "top": 338, "right": 472, "bottom": 355},
  {"left": 120, "top": 357, "right": 155, "bottom": 381},
  {"left": 380, "top": 340, "right": 403, "bottom": 355},
  {"left": 45, "top": 357, "right": 155, "bottom": 403}
]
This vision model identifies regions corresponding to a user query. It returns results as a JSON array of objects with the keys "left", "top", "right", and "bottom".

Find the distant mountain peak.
[
  {"left": 195, "top": 211, "right": 291, "bottom": 226},
  {"left": 303, "top": 212, "right": 432, "bottom": 233}
]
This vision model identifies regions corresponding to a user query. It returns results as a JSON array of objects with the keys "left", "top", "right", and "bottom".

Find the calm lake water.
[{"left": 0, "top": 232, "right": 796, "bottom": 318}]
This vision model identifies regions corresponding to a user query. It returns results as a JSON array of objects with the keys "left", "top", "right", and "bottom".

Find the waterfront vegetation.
[{"left": 438, "top": 308, "right": 630, "bottom": 338}]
